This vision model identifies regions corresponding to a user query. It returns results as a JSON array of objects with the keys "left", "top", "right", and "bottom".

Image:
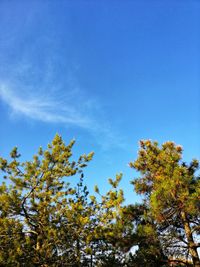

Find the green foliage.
[
  {"left": 0, "top": 136, "right": 199, "bottom": 266},
  {"left": 0, "top": 134, "right": 92, "bottom": 265},
  {"left": 0, "top": 134, "right": 126, "bottom": 266},
  {"left": 130, "top": 140, "right": 200, "bottom": 266}
]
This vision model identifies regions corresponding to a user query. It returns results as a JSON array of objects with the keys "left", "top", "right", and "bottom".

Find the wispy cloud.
[
  {"left": 0, "top": 83, "right": 91, "bottom": 128},
  {"left": 0, "top": 53, "right": 128, "bottom": 150},
  {"left": 0, "top": 7, "right": 128, "bottom": 151},
  {"left": 0, "top": 82, "right": 127, "bottom": 150}
]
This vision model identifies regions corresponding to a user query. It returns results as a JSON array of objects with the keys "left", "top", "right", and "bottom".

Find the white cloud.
[
  {"left": 0, "top": 83, "right": 91, "bottom": 128},
  {"left": 0, "top": 81, "right": 128, "bottom": 150}
]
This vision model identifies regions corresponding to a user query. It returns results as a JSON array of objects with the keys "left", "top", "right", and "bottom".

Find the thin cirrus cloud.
[
  {"left": 0, "top": 83, "right": 92, "bottom": 128},
  {"left": 0, "top": 79, "right": 127, "bottom": 150}
]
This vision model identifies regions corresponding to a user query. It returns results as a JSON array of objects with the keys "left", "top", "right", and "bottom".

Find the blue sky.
[{"left": 0, "top": 0, "right": 199, "bottom": 204}]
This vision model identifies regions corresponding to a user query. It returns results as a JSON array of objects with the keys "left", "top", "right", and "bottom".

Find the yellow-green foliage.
[
  {"left": 0, "top": 134, "right": 126, "bottom": 266},
  {"left": 130, "top": 140, "right": 200, "bottom": 265}
]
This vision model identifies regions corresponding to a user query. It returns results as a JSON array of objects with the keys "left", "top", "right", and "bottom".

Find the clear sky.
[{"left": 0, "top": 0, "right": 199, "bottom": 204}]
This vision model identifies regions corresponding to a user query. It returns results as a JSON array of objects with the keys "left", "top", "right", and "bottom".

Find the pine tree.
[
  {"left": 0, "top": 134, "right": 126, "bottom": 266},
  {"left": 0, "top": 134, "right": 95, "bottom": 266},
  {"left": 130, "top": 140, "right": 200, "bottom": 266}
]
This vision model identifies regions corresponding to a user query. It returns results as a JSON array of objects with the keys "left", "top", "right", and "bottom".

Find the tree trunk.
[
  {"left": 76, "top": 239, "right": 81, "bottom": 267},
  {"left": 180, "top": 211, "right": 200, "bottom": 267}
]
